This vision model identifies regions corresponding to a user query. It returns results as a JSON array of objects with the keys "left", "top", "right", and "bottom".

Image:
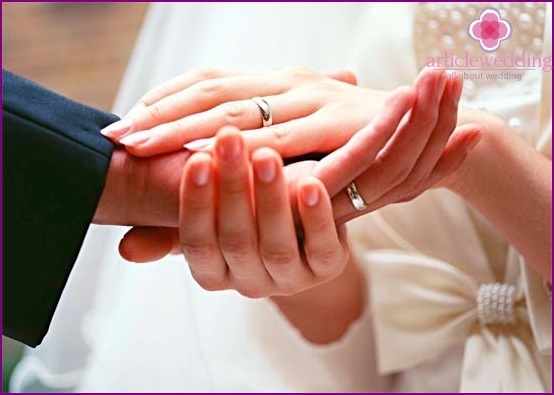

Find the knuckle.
[
  {"left": 147, "top": 102, "right": 166, "bottom": 123},
  {"left": 190, "top": 67, "right": 219, "bottom": 81},
  {"left": 286, "top": 67, "right": 320, "bottom": 80},
  {"left": 194, "top": 80, "right": 222, "bottom": 98},
  {"left": 306, "top": 248, "right": 342, "bottom": 276},
  {"left": 218, "top": 102, "right": 246, "bottom": 125},
  {"left": 191, "top": 271, "right": 226, "bottom": 292},
  {"left": 219, "top": 236, "right": 254, "bottom": 260},
  {"left": 298, "top": 81, "right": 336, "bottom": 102},
  {"left": 235, "top": 285, "right": 265, "bottom": 299},
  {"left": 168, "top": 119, "right": 185, "bottom": 135},
  {"left": 260, "top": 246, "right": 297, "bottom": 266},
  {"left": 267, "top": 124, "right": 290, "bottom": 147},
  {"left": 180, "top": 239, "right": 214, "bottom": 263}
]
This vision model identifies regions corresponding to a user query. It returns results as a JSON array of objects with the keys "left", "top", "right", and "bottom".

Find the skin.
[
  {"left": 98, "top": 70, "right": 487, "bottom": 343},
  {"left": 97, "top": 66, "right": 551, "bottom": 343}
]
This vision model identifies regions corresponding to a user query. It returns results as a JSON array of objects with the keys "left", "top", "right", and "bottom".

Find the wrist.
[
  {"left": 93, "top": 149, "right": 131, "bottom": 225},
  {"left": 445, "top": 108, "right": 509, "bottom": 201},
  {"left": 93, "top": 149, "right": 185, "bottom": 226},
  {"left": 270, "top": 256, "right": 365, "bottom": 344}
]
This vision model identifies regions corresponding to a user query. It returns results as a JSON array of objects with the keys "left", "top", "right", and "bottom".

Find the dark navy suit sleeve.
[{"left": 2, "top": 69, "right": 119, "bottom": 347}]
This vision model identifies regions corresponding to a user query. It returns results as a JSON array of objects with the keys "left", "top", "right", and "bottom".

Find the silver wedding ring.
[
  {"left": 251, "top": 96, "right": 273, "bottom": 127},
  {"left": 346, "top": 182, "right": 368, "bottom": 211}
]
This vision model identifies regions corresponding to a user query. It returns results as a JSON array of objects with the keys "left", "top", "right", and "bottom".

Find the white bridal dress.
[{"left": 11, "top": 2, "right": 551, "bottom": 392}]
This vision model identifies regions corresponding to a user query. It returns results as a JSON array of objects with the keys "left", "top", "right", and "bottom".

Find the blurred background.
[{"left": 2, "top": 2, "right": 148, "bottom": 390}]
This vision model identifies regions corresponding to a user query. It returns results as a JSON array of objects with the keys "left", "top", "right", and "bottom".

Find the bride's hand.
[
  {"left": 173, "top": 127, "right": 349, "bottom": 297},
  {"left": 100, "top": 67, "right": 385, "bottom": 157},
  {"left": 118, "top": 82, "right": 482, "bottom": 263}
]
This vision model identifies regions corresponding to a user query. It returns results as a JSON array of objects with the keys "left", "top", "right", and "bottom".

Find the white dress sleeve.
[{"left": 522, "top": 38, "right": 552, "bottom": 356}]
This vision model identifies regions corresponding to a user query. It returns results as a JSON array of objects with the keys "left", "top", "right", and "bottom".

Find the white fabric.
[{"left": 11, "top": 2, "right": 551, "bottom": 392}]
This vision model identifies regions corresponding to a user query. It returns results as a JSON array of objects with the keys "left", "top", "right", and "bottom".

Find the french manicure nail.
[
  {"left": 192, "top": 160, "right": 211, "bottom": 186},
  {"left": 100, "top": 118, "right": 133, "bottom": 138},
  {"left": 184, "top": 138, "right": 215, "bottom": 151},
  {"left": 255, "top": 158, "right": 276, "bottom": 184},
  {"left": 120, "top": 131, "right": 151, "bottom": 147},
  {"left": 301, "top": 183, "right": 320, "bottom": 207}
]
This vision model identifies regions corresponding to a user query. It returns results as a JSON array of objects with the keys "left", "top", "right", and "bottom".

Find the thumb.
[{"left": 119, "top": 226, "right": 180, "bottom": 263}]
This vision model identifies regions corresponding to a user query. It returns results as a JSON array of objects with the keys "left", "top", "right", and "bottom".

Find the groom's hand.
[{"left": 93, "top": 148, "right": 190, "bottom": 227}]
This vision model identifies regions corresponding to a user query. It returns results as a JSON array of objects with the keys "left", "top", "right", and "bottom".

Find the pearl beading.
[
  {"left": 476, "top": 283, "right": 517, "bottom": 326},
  {"left": 414, "top": 2, "right": 546, "bottom": 147},
  {"left": 414, "top": 2, "right": 546, "bottom": 68}
]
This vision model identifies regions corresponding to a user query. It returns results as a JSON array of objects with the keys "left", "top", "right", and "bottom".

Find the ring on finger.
[
  {"left": 251, "top": 96, "right": 273, "bottom": 127},
  {"left": 346, "top": 182, "right": 368, "bottom": 211}
]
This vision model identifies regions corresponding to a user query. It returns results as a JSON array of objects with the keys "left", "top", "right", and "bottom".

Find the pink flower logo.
[{"left": 468, "top": 7, "right": 512, "bottom": 53}]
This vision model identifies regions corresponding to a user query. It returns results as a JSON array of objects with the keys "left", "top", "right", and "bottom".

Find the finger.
[
  {"left": 322, "top": 69, "right": 358, "bottom": 86},
  {"left": 126, "top": 68, "right": 355, "bottom": 120},
  {"left": 252, "top": 148, "right": 310, "bottom": 292},
  {"left": 214, "top": 127, "right": 273, "bottom": 293},
  {"left": 398, "top": 77, "right": 463, "bottom": 187},
  {"left": 330, "top": 124, "right": 483, "bottom": 223},
  {"left": 323, "top": 69, "right": 447, "bottom": 208},
  {"left": 120, "top": 91, "right": 317, "bottom": 157},
  {"left": 235, "top": 112, "right": 332, "bottom": 158},
  {"left": 311, "top": 86, "right": 416, "bottom": 196},
  {"left": 119, "top": 226, "right": 179, "bottom": 263},
  {"left": 360, "top": 69, "right": 446, "bottom": 197},
  {"left": 369, "top": 124, "right": 483, "bottom": 209},
  {"left": 125, "top": 68, "right": 252, "bottom": 118},
  {"left": 104, "top": 74, "right": 290, "bottom": 142},
  {"left": 425, "top": 124, "right": 483, "bottom": 188},
  {"left": 180, "top": 152, "right": 229, "bottom": 291},
  {"left": 298, "top": 177, "right": 349, "bottom": 278}
]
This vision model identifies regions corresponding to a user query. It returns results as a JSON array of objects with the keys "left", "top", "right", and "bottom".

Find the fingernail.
[
  {"left": 217, "top": 135, "right": 242, "bottom": 162},
  {"left": 120, "top": 131, "right": 151, "bottom": 147},
  {"left": 184, "top": 137, "right": 215, "bottom": 151},
  {"left": 301, "top": 182, "right": 320, "bottom": 207},
  {"left": 101, "top": 118, "right": 133, "bottom": 138},
  {"left": 192, "top": 160, "right": 211, "bottom": 186},
  {"left": 452, "top": 78, "right": 464, "bottom": 105},
  {"left": 254, "top": 157, "right": 276, "bottom": 184}
]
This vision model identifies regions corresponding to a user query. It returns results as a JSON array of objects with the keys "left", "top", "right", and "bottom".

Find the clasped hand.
[{"left": 95, "top": 67, "right": 482, "bottom": 298}]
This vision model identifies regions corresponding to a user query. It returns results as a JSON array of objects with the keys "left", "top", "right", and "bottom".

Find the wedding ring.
[
  {"left": 251, "top": 96, "right": 273, "bottom": 127},
  {"left": 346, "top": 182, "right": 368, "bottom": 211}
]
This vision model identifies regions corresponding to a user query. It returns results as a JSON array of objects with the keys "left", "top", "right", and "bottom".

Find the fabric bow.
[{"left": 367, "top": 250, "right": 547, "bottom": 392}]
